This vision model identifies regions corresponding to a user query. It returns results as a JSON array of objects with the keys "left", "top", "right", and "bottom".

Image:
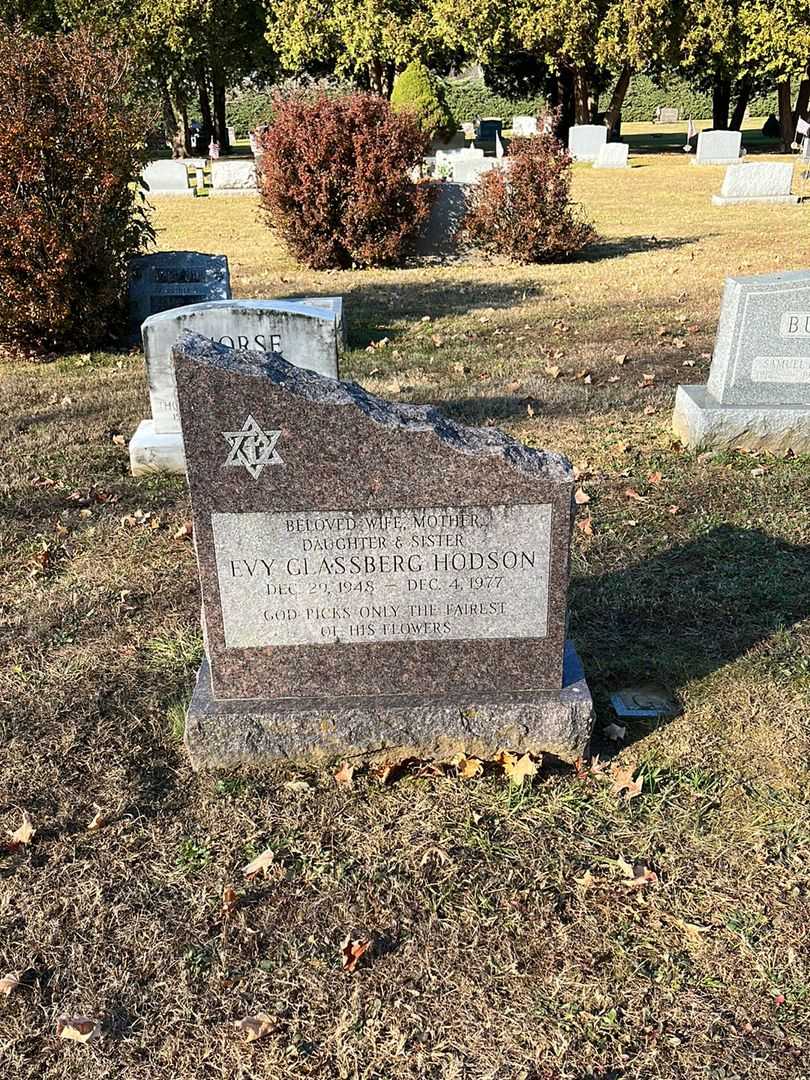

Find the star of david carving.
[{"left": 222, "top": 414, "right": 283, "bottom": 479}]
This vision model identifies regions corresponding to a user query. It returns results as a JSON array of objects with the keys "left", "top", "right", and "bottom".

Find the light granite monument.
[
  {"left": 568, "top": 125, "right": 607, "bottom": 162},
  {"left": 141, "top": 159, "right": 197, "bottom": 196},
  {"left": 655, "top": 106, "right": 679, "bottom": 123},
  {"left": 673, "top": 270, "right": 810, "bottom": 451},
  {"left": 712, "top": 162, "right": 798, "bottom": 205},
  {"left": 210, "top": 158, "right": 257, "bottom": 194},
  {"left": 693, "top": 129, "right": 743, "bottom": 165},
  {"left": 127, "top": 251, "right": 231, "bottom": 340},
  {"left": 175, "top": 332, "right": 594, "bottom": 769},
  {"left": 594, "top": 142, "right": 629, "bottom": 169},
  {"left": 129, "top": 298, "right": 344, "bottom": 475},
  {"left": 512, "top": 116, "right": 537, "bottom": 137}
]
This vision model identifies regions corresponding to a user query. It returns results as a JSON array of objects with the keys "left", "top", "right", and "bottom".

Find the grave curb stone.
[
  {"left": 129, "top": 420, "right": 186, "bottom": 475},
  {"left": 174, "top": 332, "right": 594, "bottom": 769}
]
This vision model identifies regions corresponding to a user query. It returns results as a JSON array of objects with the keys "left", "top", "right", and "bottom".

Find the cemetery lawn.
[{"left": 2, "top": 152, "right": 809, "bottom": 1080}]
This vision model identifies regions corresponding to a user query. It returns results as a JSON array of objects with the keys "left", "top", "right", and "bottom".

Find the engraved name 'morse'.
[
  {"left": 217, "top": 332, "right": 282, "bottom": 351},
  {"left": 779, "top": 312, "right": 810, "bottom": 338}
]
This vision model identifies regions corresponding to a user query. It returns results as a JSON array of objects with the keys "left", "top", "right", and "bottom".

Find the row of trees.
[{"left": 9, "top": 0, "right": 810, "bottom": 151}]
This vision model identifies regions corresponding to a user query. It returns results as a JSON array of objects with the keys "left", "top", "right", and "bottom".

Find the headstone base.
[
  {"left": 712, "top": 194, "right": 799, "bottom": 205},
  {"left": 185, "top": 641, "right": 594, "bottom": 770},
  {"left": 129, "top": 420, "right": 186, "bottom": 476},
  {"left": 691, "top": 157, "right": 742, "bottom": 166},
  {"left": 672, "top": 384, "right": 810, "bottom": 452}
]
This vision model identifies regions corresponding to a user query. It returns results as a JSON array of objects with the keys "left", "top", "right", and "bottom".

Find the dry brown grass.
[{"left": 0, "top": 149, "right": 808, "bottom": 1078}]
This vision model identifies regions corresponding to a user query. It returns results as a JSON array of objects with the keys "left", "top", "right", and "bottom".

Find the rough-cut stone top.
[{"left": 176, "top": 331, "right": 573, "bottom": 483}]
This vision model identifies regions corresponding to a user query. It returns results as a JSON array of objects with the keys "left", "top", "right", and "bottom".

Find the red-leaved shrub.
[
  {"left": 461, "top": 132, "right": 597, "bottom": 263},
  {"left": 0, "top": 24, "right": 153, "bottom": 352},
  {"left": 257, "top": 92, "right": 433, "bottom": 269}
]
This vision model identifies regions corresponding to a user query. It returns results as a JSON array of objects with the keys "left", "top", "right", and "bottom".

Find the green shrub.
[
  {"left": 391, "top": 61, "right": 454, "bottom": 138},
  {"left": 461, "top": 133, "right": 596, "bottom": 264},
  {"left": 610, "top": 74, "right": 778, "bottom": 123},
  {"left": 440, "top": 77, "right": 548, "bottom": 127}
]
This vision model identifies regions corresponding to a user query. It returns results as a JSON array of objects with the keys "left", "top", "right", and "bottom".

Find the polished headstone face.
[
  {"left": 695, "top": 129, "right": 742, "bottom": 162},
  {"left": 706, "top": 271, "right": 810, "bottom": 407},
  {"left": 128, "top": 252, "right": 230, "bottom": 340},
  {"left": 567, "top": 125, "right": 607, "bottom": 161},
  {"left": 143, "top": 299, "right": 343, "bottom": 434},
  {"left": 594, "top": 142, "right": 629, "bottom": 169},
  {"left": 718, "top": 162, "right": 793, "bottom": 198},
  {"left": 174, "top": 333, "right": 575, "bottom": 703}
]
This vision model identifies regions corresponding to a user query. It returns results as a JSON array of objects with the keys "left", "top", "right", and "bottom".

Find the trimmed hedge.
[{"left": 611, "top": 74, "right": 778, "bottom": 123}]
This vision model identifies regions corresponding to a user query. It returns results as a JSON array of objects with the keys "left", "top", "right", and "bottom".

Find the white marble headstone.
[
  {"left": 694, "top": 129, "right": 742, "bottom": 164},
  {"left": 568, "top": 125, "right": 607, "bottom": 162}
]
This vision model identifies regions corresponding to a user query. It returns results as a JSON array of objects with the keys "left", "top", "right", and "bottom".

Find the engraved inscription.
[
  {"left": 780, "top": 312, "right": 810, "bottom": 338},
  {"left": 751, "top": 355, "right": 808, "bottom": 384},
  {"left": 212, "top": 504, "right": 552, "bottom": 647}
]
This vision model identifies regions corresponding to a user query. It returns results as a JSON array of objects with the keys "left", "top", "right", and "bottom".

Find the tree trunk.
[
  {"left": 794, "top": 75, "right": 810, "bottom": 125},
  {"left": 778, "top": 79, "right": 793, "bottom": 150},
  {"left": 161, "top": 81, "right": 184, "bottom": 159},
  {"left": 712, "top": 75, "right": 731, "bottom": 129},
  {"left": 572, "top": 67, "right": 590, "bottom": 124},
  {"left": 213, "top": 73, "right": 229, "bottom": 153},
  {"left": 729, "top": 75, "right": 752, "bottom": 130},
  {"left": 196, "top": 66, "right": 214, "bottom": 151},
  {"left": 604, "top": 64, "right": 631, "bottom": 135},
  {"left": 369, "top": 57, "right": 384, "bottom": 96},
  {"left": 553, "top": 69, "right": 575, "bottom": 141}
]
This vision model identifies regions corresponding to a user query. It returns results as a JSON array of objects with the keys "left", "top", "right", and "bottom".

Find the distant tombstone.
[
  {"left": 461, "top": 121, "right": 475, "bottom": 138},
  {"left": 656, "top": 106, "right": 679, "bottom": 123},
  {"left": 434, "top": 145, "right": 485, "bottom": 180},
  {"left": 127, "top": 252, "right": 231, "bottom": 339},
  {"left": 673, "top": 270, "right": 810, "bottom": 452},
  {"left": 227, "top": 125, "right": 236, "bottom": 144},
  {"left": 129, "top": 298, "right": 345, "bottom": 475},
  {"left": 593, "top": 142, "right": 629, "bottom": 169},
  {"left": 512, "top": 116, "right": 537, "bottom": 137},
  {"left": 712, "top": 162, "right": 797, "bottom": 205},
  {"left": 567, "top": 125, "right": 607, "bottom": 162},
  {"left": 475, "top": 117, "right": 503, "bottom": 143},
  {"left": 141, "top": 160, "right": 195, "bottom": 196},
  {"left": 414, "top": 181, "right": 468, "bottom": 258},
  {"left": 430, "top": 131, "right": 466, "bottom": 153},
  {"left": 210, "top": 158, "right": 257, "bottom": 193},
  {"left": 452, "top": 157, "right": 503, "bottom": 185},
  {"left": 173, "top": 331, "right": 594, "bottom": 769},
  {"left": 693, "top": 129, "right": 743, "bottom": 165}
]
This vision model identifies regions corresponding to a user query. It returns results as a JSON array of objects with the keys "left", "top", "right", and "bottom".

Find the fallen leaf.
[
  {"left": 235, "top": 1013, "right": 275, "bottom": 1041},
  {"left": 576, "top": 516, "right": 594, "bottom": 536},
  {"left": 643, "top": 404, "right": 656, "bottom": 416},
  {"left": 624, "top": 487, "right": 648, "bottom": 502},
  {"left": 614, "top": 353, "right": 628, "bottom": 365},
  {"left": 453, "top": 754, "right": 483, "bottom": 780},
  {"left": 7, "top": 812, "right": 35, "bottom": 849},
  {"left": 610, "top": 764, "right": 643, "bottom": 801},
  {"left": 526, "top": 402, "right": 535, "bottom": 417},
  {"left": 603, "top": 723, "right": 626, "bottom": 741},
  {"left": 639, "top": 372, "right": 655, "bottom": 388},
  {"left": 544, "top": 365, "right": 561, "bottom": 379},
  {"left": 334, "top": 762, "right": 355, "bottom": 788},
  {"left": 0, "top": 972, "right": 21, "bottom": 996},
  {"left": 618, "top": 858, "right": 658, "bottom": 888},
  {"left": 370, "top": 762, "right": 394, "bottom": 784},
  {"left": 608, "top": 375, "right": 620, "bottom": 383},
  {"left": 57, "top": 1017, "right": 101, "bottom": 1043},
  {"left": 647, "top": 471, "right": 663, "bottom": 484},
  {"left": 242, "top": 848, "right": 275, "bottom": 880},
  {"left": 574, "top": 488, "right": 590, "bottom": 505},
  {"left": 574, "top": 870, "right": 595, "bottom": 890},
  {"left": 111, "top": 434, "right": 126, "bottom": 446},
  {"left": 502, "top": 751, "right": 538, "bottom": 785},
  {"left": 173, "top": 521, "right": 193, "bottom": 541},
  {"left": 87, "top": 809, "right": 106, "bottom": 831},
  {"left": 341, "top": 935, "right": 371, "bottom": 973},
  {"left": 222, "top": 885, "right": 238, "bottom": 918}
]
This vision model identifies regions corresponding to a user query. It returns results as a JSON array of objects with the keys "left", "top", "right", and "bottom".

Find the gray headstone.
[
  {"left": 706, "top": 271, "right": 810, "bottom": 406},
  {"left": 512, "top": 116, "right": 537, "bottom": 137},
  {"left": 657, "top": 107, "right": 679, "bottom": 124},
  {"left": 593, "top": 142, "right": 629, "bottom": 169},
  {"left": 173, "top": 332, "right": 594, "bottom": 769},
  {"left": 127, "top": 251, "right": 231, "bottom": 340},
  {"left": 452, "top": 157, "right": 503, "bottom": 185},
  {"left": 712, "top": 162, "right": 797, "bottom": 205},
  {"left": 210, "top": 158, "right": 257, "bottom": 193},
  {"left": 143, "top": 299, "right": 343, "bottom": 435},
  {"left": 694, "top": 129, "right": 742, "bottom": 164},
  {"left": 568, "top": 125, "right": 607, "bottom": 162},
  {"left": 141, "top": 159, "right": 196, "bottom": 195}
]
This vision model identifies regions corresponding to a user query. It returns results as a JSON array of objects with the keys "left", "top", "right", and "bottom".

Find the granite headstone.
[
  {"left": 693, "top": 129, "right": 743, "bottom": 165},
  {"left": 673, "top": 270, "right": 810, "bottom": 451},
  {"left": 712, "top": 162, "right": 798, "bottom": 205},
  {"left": 141, "top": 159, "right": 196, "bottom": 196},
  {"left": 568, "top": 125, "right": 607, "bottom": 162},
  {"left": 593, "top": 142, "right": 629, "bottom": 169},
  {"left": 512, "top": 116, "right": 537, "bottom": 137},
  {"left": 129, "top": 298, "right": 345, "bottom": 475},
  {"left": 174, "top": 332, "right": 594, "bottom": 769},
  {"left": 127, "top": 251, "right": 231, "bottom": 340}
]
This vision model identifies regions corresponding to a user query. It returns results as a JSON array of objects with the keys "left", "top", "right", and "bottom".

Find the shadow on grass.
[{"left": 571, "top": 524, "right": 810, "bottom": 738}]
